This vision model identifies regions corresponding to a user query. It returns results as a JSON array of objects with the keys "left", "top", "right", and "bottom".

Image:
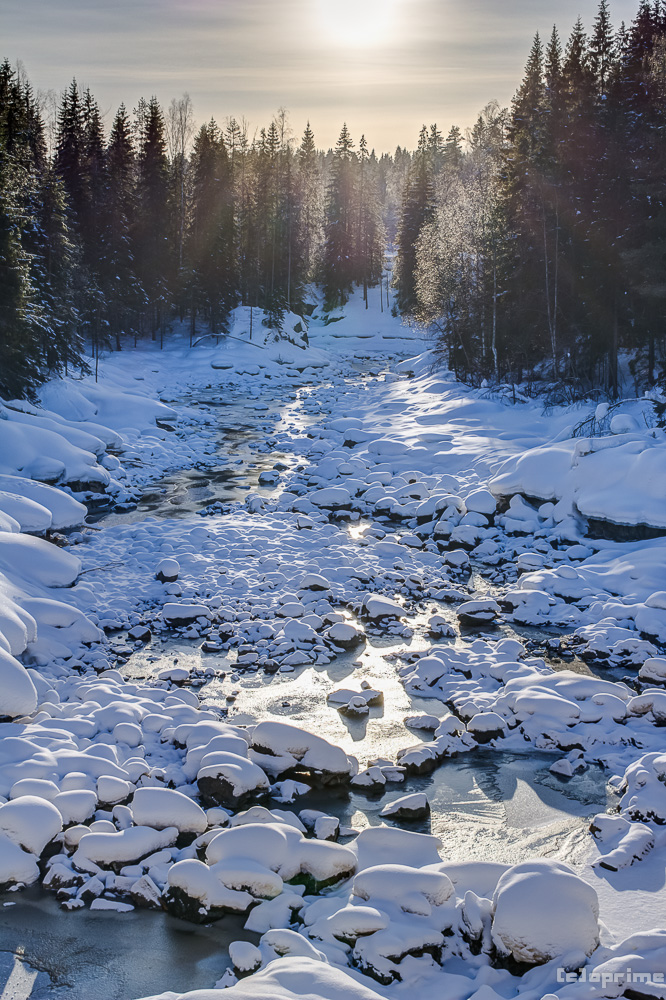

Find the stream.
[{"left": 0, "top": 371, "right": 616, "bottom": 1000}]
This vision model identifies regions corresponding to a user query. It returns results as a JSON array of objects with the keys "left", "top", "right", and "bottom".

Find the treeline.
[
  {"left": 395, "top": 0, "right": 666, "bottom": 396},
  {"left": 0, "top": 67, "right": 397, "bottom": 397},
  {"left": 2, "top": 0, "right": 665, "bottom": 400}
]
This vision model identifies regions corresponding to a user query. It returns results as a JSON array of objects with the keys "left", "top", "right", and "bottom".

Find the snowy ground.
[{"left": 2, "top": 291, "right": 666, "bottom": 999}]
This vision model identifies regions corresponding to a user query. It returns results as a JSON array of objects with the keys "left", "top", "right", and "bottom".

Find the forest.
[{"left": 0, "top": 0, "right": 665, "bottom": 400}]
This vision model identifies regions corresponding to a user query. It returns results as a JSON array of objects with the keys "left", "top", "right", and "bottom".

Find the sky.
[{"left": 2, "top": 0, "right": 641, "bottom": 153}]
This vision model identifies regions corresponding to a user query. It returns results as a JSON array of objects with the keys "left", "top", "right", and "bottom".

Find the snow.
[
  {"left": 379, "top": 793, "right": 430, "bottom": 820},
  {"left": 491, "top": 860, "right": 600, "bottom": 964},
  {"left": 0, "top": 533, "right": 80, "bottom": 588},
  {"left": 3, "top": 296, "right": 666, "bottom": 999},
  {"left": 0, "top": 647, "right": 38, "bottom": 717},
  {"left": 0, "top": 832, "right": 40, "bottom": 888},
  {"left": 0, "top": 796, "right": 63, "bottom": 854},
  {"left": 249, "top": 722, "right": 356, "bottom": 781},
  {"left": 130, "top": 788, "right": 207, "bottom": 834}
]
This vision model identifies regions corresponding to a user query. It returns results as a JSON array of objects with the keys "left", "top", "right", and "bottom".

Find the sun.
[{"left": 313, "top": 0, "right": 400, "bottom": 49}]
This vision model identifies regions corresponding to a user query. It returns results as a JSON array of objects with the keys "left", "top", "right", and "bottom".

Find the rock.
[
  {"left": 130, "top": 874, "right": 163, "bottom": 909},
  {"left": 300, "top": 574, "right": 331, "bottom": 591},
  {"left": 361, "top": 595, "right": 405, "bottom": 621},
  {"left": 639, "top": 657, "right": 666, "bottom": 684},
  {"left": 380, "top": 793, "right": 430, "bottom": 821},
  {"left": 457, "top": 599, "right": 500, "bottom": 626},
  {"left": 466, "top": 712, "right": 507, "bottom": 744},
  {"left": 0, "top": 832, "right": 39, "bottom": 889},
  {"left": 197, "top": 754, "right": 270, "bottom": 809},
  {"left": 404, "top": 714, "right": 440, "bottom": 731},
  {"left": 162, "top": 603, "right": 211, "bottom": 625},
  {"left": 250, "top": 721, "right": 356, "bottom": 785},
  {"left": 350, "top": 766, "right": 386, "bottom": 791},
  {"left": 326, "top": 622, "right": 365, "bottom": 648},
  {"left": 309, "top": 487, "right": 352, "bottom": 510},
  {"left": 338, "top": 695, "right": 369, "bottom": 717},
  {"left": 0, "top": 647, "right": 38, "bottom": 719},
  {"left": 328, "top": 687, "right": 383, "bottom": 708},
  {"left": 465, "top": 489, "right": 497, "bottom": 516},
  {"left": 130, "top": 787, "right": 207, "bottom": 835},
  {"left": 300, "top": 810, "right": 340, "bottom": 842},
  {"left": 97, "top": 775, "right": 133, "bottom": 807},
  {"left": 156, "top": 558, "right": 180, "bottom": 583},
  {"left": 128, "top": 624, "right": 151, "bottom": 642},
  {"left": 0, "top": 796, "right": 62, "bottom": 855},
  {"left": 229, "top": 940, "right": 262, "bottom": 975}
]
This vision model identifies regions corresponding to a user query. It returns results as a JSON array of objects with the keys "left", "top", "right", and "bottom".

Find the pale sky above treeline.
[{"left": 3, "top": 0, "right": 642, "bottom": 152}]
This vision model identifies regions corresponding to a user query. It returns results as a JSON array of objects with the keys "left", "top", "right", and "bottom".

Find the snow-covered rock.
[
  {"left": 491, "top": 860, "right": 599, "bottom": 965},
  {"left": 379, "top": 793, "right": 430, "bottom": 821},
  {"left": 130, "top": 788, "right": 207, "bottom": 835}
]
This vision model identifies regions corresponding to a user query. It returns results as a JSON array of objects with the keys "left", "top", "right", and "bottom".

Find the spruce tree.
[
  {"left": 323, "top": 124, "right": 356, "bottom": 308},
  {"left": 395, "top": 125, "right": 434, "bottom": 313},
  {"left": 135, "top": 96, "right": 171, "bottom": 341}
]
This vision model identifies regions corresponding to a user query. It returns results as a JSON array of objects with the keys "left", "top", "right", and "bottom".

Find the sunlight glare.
[{"left": 314, "top": 0, "right": 400, "bottom": 49}]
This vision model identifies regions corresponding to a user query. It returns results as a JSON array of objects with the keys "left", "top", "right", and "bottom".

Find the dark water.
[{"left": 0, "top": 888, "right": 250, "bottom": 1000}]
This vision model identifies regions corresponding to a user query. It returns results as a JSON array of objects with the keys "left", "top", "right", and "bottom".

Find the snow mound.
[{"left": 491, "top": 860, "right": 599, "bottom": 965}]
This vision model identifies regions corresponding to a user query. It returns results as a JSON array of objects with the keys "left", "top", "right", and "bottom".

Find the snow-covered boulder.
[
  {"left": 0, "top": 832, "right": 39, "bottom": 889},
  {"left": 0, "top": 796, "right": 62, "bottom": 855},
  {"left": 162, "top": 603, "right": 211, "bottom": 624},
  {"left": 156, "top": 558, "right": 180, "bottom": 583},
  {"left": 491, "top": 860, "right": 599, "bottom": 965},
  {"left": 457, "top": 599, "right": 500, "bottom": 626},
  {"left": 466, "top": 712, "right": 507, "bottom": 744},
  {"left": 154, "top": 956, "right": 388, "bottom": 999},
  {"left": 639, "top": 657, "right": 666, "bottom": 685},
  {"left": 197, "top": 753, "right": 270, "bottom": 808},
  {"left": 618, "top": 752, "right": 666, "bottom": 824},
  {"left": 590, "top": 814, "right": 655, "bottom": 871},
  {"left": 0, "top": 647, "right": 38, "bottom": 718},
  {"left": 380, "top": 793, "right": 430, "bottom": 821},
  {"left": 309, "top": 487, "right": 352, "bottom": 510},
  {"left": 73, "top": 825, "right": 178, "bottom": 871},
  {"left": 465, "top": 489, "right": 497, "bottom": 516},
  {"left": 326, "top": 622, "right": 364, "bottom": 648},
  {"left": 163, "top": 858, "right": 254, "bottom": 922},
  {"left": 0, "top": 474, "right": 86, "bottom": 530},
  {"left": 130, "top": 787, "right": 207, "bottom": 835},
  {"left": 0, "top": 533, "right": 80, "bottom": 588},
  {"left": 361, "top": 595, "right": 405, "bottom": 621},
  {"left": 250, "top": 722, "right": 356, "bottom": 784}
]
